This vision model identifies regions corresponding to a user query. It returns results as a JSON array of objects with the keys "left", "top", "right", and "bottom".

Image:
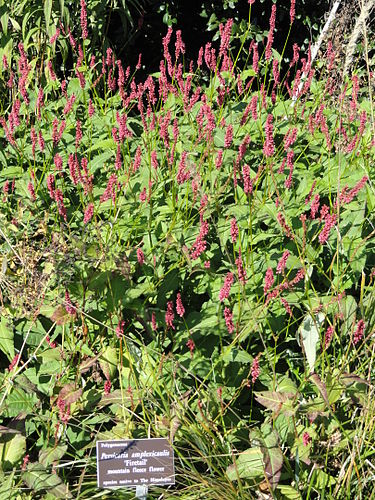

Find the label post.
[{"left": 136, "top": 485, "right": 148, "bottom": 499}]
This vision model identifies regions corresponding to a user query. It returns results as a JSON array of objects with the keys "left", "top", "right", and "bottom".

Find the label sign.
[{"left": 96, "top": 438, "right": 175, "bottom": 489}]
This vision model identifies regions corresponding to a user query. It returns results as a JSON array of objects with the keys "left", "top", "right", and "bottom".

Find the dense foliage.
[{"left": 0, "top": 1, "right": 374, "bottom": 498}]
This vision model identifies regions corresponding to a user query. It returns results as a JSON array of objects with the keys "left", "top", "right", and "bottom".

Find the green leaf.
[
  {"left": 341, "top": 373, "right": 369, "bottom": 405},
  {"left": 15, "top": 319, "right": 47, "bottom": 349},
  {"left": 22, "top": 463, "right": 72, "bottom": 498},
  {"left": 0, "top": 470, "right": 17, "bottom": 499},
  {"left": 99, "top": 346, "right": 117, "bottom": 380},
  {"left": 0, "top": 167, "right": 23, "bottom": 179},
  {"left": 258, "top": 423, "right": 283, "bottom": 490},
  {"left": 311, "top": 467, "right": 336, "bottom": 489},
  {"left": 255, "top": 391, "right": 296, "bottom": 416},
  {"left": 277, "top": 484, "right": 301, "bottom": 499},
  {"left": 298, "top": 313, "right": 324, "bottom": 372},
  {"left": 43, "top": 0, "right": 52, "bottom": 31},
  {"left": 222, "top": 347, "right": 253, "bottom": 364},
  {"left": 241, "top": 69, "right": 256, "bottom": 80},
  {"left": 58, "top": 383, "right": 82, "bottom": 405},
  {"left": 98, "top": 389, "right": 140, "bottom": 408},
  {"left": 0, "top": 317, "right": 14, "bottom": 360},
  {"left": 0, "top": 433, "right": 26, "bottom": 470},
  {"left": 87, "top": 139, "right": 114, "bottom": 154},
  {"left": 341, "top": 295, "right": 357, "bottom": 337},
  {"left": 226, "top": 447, "right": 264, "bottom": 481},
  {"left": 39, "top": 445, "right": 67, "bottom": 467},
  {"left": 275, "top": 376, "right": 298, "bottom": 395},
  {"left": 3, "top": 388, "right": 38, "bottom": 417},
  {"left": 274, "top": 414, "right": 294, "bottom": 446},
  {"left": 310, "top": 373, "right": 330, "bottom": 406}
]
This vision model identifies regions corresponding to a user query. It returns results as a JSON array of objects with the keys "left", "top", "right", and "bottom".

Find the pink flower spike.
[
  {"left": 151, "top": 150, "right": 158, "bottom": 170},
  {"left": 21, "top": 455, "right": 29, "bottom": 471},
  {"left": 88, "top": 99, "right": 95, "bottom": 118},
  {"left": 281, "top": 298, "right": 293, "bottom": 316},
  {"left": 139, "top": 187, "right": 147, "bottom": 202},
  {"left": 252, "top": 43, "right": 259, "bottom": 74},
  {"left": 104, "top": 380, "right": 111, "bottom": 395},
  {"left": 230, "top": 218, "right": 239, "bottom": 243},
  {"left": 219, "top": 18, "right": 233, "bottom": 58},
  {"left": 151, "top": 312, "right": 157, "bottom": 331},
  {"left": 264, "top": 267, "right": 275, "bottom": 294},
  {"left": 186, "top": 338, "right": 195, "bottom": 356},
  {"left": 176, "top": 292, "right": 185, "bottom": 317},
  {"left": 27, "top": 181, "right": 36, "bottom": 201},
  {"left": 46, "top": 174, "right": 55, "bottom": 200},
  {"left": 251, "top": 355, "right": 260, "bottom": 383},
  {"left": 263, "top": 114, "right": 275, "bottom": 157},
  {"left": 83, "top": 203, "right": 94, "bottom": 224},
  {"left": 290, "top": 0, "right": 296, "bottom": 24},
  {"left": 319, "top": 213, "right": 337, "bottom": 244},
  {"left": 310, "top": 194, "right": 320, "bottom": 219},
  {"left": 276, "top": 250, "right": 290, "bottom": 274},
  {"left": 49, "top": 28, "right": 60, "bottom": 44},
  {"left": 265, "top": 4, "right": 276, "bottom": 61},
  {"left": 8, "top": 354, "right": 20, "bottom": 372},
  {"left": 219, "top": 272, "right": 234, "bottom": 302},
  {"left": 353, "top": 319, "right": 365, "bottom": 345},
  {"left": 136, "top": 248, "right": 145, "bottom": 265},
  {"left": 165, "top": 301, "right": 175, "bottom": 330},
  {"left": 224, "top": 307, "right": 234, "bottom": 333},
  {"left": 116, "top": 320, "right": 125, "bottom": 338},
  {"left": 236, "top": 253, "right": 247, "bottom": 284},
  {"left": 324, "top": 325, "right": 334, "bottom": 347},
  {"left": 215, "top": 149, "right": 223, "bottom": 169},
  {"left": 224, "top": 124, "right": 233, "bottom": 148},
  {"left": 80, "top": 0, "right": 88, "bottom": 40},
  {"left": 65, "top": 291, "right": 76, "bottom": 315},
  {"left": 302, "top": 432, "right": 311, "bottom": 446}
]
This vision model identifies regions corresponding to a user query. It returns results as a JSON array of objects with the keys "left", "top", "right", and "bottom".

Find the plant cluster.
[{"left": 0, "top": 0, "right": 374, "bottom": 498}]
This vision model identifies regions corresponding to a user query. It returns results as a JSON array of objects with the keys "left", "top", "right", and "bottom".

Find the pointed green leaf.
[
  {"left": 39, "top": 445, "right": 67, "bottom": 467},
  {"left": 255, "top": 391, "right": 296, "bottom": 416},
  {"left": 99, "top": 346, "right": 117, "bottom": 380},
  {"left": 22, "top": 463, "right": 72, "bottom": 498},
  {"left": 277, "top": 484, "right": 301, "bottom": 499},
  {"left": 260, "top": 424, "right": 283, "bottom": 489},
  {"left": 226, "top": 447, "right": 264, "bottom": 481},
  {"left": 298, "top": 313, "right": 324, "bottom": 372},
  {"left": 0, "top": 317, "right": 14, "bottom": 360},
  {"left": 0, "top": 434, "right": 26, "bottom": 470},
  {"left": 43, "top": 0, "right": 53, "bottom": 32},
  {"left": 3, "top": 389, "right": 38, "bottom": 417},
  {"left": 59, "top": 384, "right": 82, "bottom": 405}
]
